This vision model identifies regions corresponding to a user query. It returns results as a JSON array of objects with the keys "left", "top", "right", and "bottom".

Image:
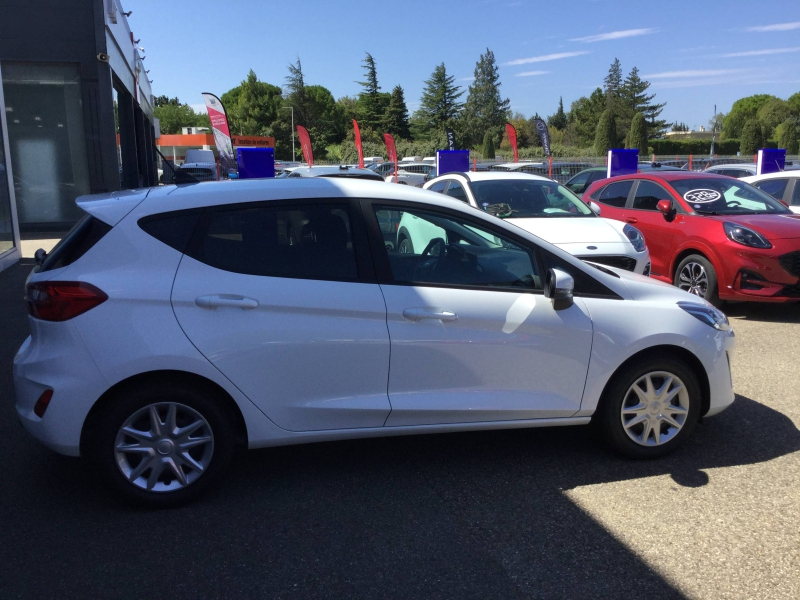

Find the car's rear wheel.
[
  {"left": 674, "top": 254, "right": 722, "bottom": 307},
  {"left": 398, "top": 237, "right": 414, "bottom": 254},
  {"left": 595, "top": 356, "right": 701, "bottom": 459},
  {"left": 88, "top": 381, "right": 237, "bottom": 507}
]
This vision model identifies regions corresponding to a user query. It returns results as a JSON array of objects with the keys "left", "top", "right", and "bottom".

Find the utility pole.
[
  {"left": 282, "top": 106, "right": 295, "bottom": 161},
  {"left": 710, "top": 104, "right": 716, "bottom": 158}
]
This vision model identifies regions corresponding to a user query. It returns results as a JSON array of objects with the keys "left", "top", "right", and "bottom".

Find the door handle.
[
  {"left": 625, "top": 217, "right": 638, "bottom": 224},
  {"left": 402, "top": 308, "right": 457, "bottom": 322},
  {"left": 195, "top": 295, "right": 259, "bottom": 310}
]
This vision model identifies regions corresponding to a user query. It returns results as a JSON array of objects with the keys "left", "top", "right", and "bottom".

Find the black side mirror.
[{"left": 34, "top": 248, "right": 47, "bottom": 266}]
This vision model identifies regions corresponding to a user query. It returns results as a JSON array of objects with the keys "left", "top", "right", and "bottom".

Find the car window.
[
  {"left": 470, "top": 180, "right": 593, "bottom": 218},
  {"left": 598, "top": 181, "right": 633, "bottom": 207},
  {"left": 753, "top": 179, "right": 789, "bottom": 200},
  {"left": 566, "top": 171, "right": 590, "bottom": 193},
  {"left": 190, "top": 203, "right": 358, "bottom": 280},
  {"left": 793, "top": 182, "right": 800, "bottom": 206},
  {"left": 428, "top": 180, "right": 448, "bottom": 193},
  {"left": 376, "top": 207, "right": 541, "bottom": 291},
  {"left": 445, "top": 181, "right": 469, "bottom": 203},
  {"left": 669, "top": 178, "right": 790, "bottom": 215},
  {"left": 632, "top": 181, "right": 671, "bottom": 211}
]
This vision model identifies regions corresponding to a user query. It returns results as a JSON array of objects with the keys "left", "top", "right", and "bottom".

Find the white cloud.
[
  {"left": 719, "top": 46, "right": 800, "bottom": 58},
  {"left": 643, "top": 69, "right": 742, "bottom": 79},
  {"left": 569, "top": 28, "right": 656, "bottom": 43},
  {"left": 746, "top": 22, "right": 800, "bottom": 32},
  {"left": 515, "top": 70, "right": 549, "bottom": 77},
  {"left": 458, "top": 76, "right": 475, "bottom": 82},
  {"left": 504, "top": 51, "right": 589, "bottom": 65}
]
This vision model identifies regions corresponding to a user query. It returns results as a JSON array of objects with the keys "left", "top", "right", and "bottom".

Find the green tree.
[
  {"left": 787, "top": 91, "right": 800, "bottom": 117},
  {"left": 154, "top": 95, "right": 181, "bottom": 108},
  {"left": 527, "top": 112, "right": 544, "bottom": 147},
  {"left": 482, "top": 130, "right": 496, "bottom": 159},
  {"left": 357, "top": 52, "right": 384, "bottom": 129},
  {"left": 507, "top": 112, "right": 532, "bottom": 148},
  {"left": 779, "top": 119, "right": 799, "bottom": 154},
  {"left": 565, "top": 87, "right": 605, "bottom": 147},
  {"left": 418, "top": 63, "right": 465, "bottom": 130},
  {"left": 153, "top": 102, "right": 204, "bottom": 134},
  {"left": 723, "top": 94, "right": 777, "bottom": 139},
  {"left": 603, "top": 58, "right": 623, "bottom": 112},
  {"left": 383, "top": 85, "right": 411, "bottom": 139},
  {"left": 740, "top": 118, "right": 765, "bottom": 155},
  {"left": 757, "top": 98, "right": 791, "bottom": 138},
  {"left": 620, "top": 67, "right": 666, "bottom": 137},
  {"left": 222, "top": 70, "right": 282, "bottom": 136},
  {"left": 547, "top": 97, "right": 567, "bottom": 131},
  {"left": 594, "top": 109, "right": 618, "bottom": 155},
  {"left": 627, "top": 112, "right": 649, "bottom": 154},
  {"left": 708, "top": 113, "right": 725, "bottom": 134},
  {"left": 461, "top": 48, "right": 510, "bottom": 148}
]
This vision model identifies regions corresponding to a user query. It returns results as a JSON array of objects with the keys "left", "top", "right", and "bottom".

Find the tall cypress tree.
[
  {"left": 357, "top": 52, "right": 382, "bottom": 129},
  {"left": 740, "top": 119, "right": 765, "bottom": 155},
  {"left": 419, "top": 63, "right": 464, "bottom": 128},
  {"left": 627, "top": 112, "right": 649, "bottom": 154},
  {"left": 482, "top": 131, "right": 496, "bottom": 160},
  {"left": 383, "top": 85, "right": 411, "bottom": 139},
  {"left": 594, "top": 109, "right": 618, "bottom": 155},
  {"left": 779, "top": 119, "right": 799, "bottom": 154},
  {"left": 462, "top": 48, "right": 510, "bottom": 148},
  {"left": 604, "top": 58, "right": 623, "bottom": 111},
  {"left": 548, "top": 97, "right": 567, "bottom": 131}
]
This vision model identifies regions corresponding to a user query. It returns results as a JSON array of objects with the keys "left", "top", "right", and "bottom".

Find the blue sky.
[{"left": 128, "top": 0, "right": 800, "bottom": 129}]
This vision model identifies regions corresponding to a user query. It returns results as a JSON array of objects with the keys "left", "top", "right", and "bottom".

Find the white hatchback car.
[
  {"left": 422, "top": 172, "right": 651, "bottom": 275},
  {"left": 741, "top": 171, "right": 800, "bottom": 214},
  {"left": 15, "top": 179, "right": 735, "bottom": 506}
]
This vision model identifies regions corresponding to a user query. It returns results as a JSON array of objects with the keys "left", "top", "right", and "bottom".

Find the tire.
[
  {"left": 398, "top": 237, "right": 414, "bottom": 254},
  {"left": 594, "top": 356, "right": 701, "bottom": 459},
  {"left": 674, "top": 254, "right": 722, "bottom": 307},
  {"left": 87, "top": 380, "right": 237, "bottom": 508}
]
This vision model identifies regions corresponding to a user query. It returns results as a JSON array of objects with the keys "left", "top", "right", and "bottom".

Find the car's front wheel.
[
  {"left": 674, "top": 254, "right": 722, "bottom": 307},
  {"left": 87, "top": 380, "right": 237, "bottom": 507},
  {"left": 595, "top": 356, "right": 701, "bottom": 459}
]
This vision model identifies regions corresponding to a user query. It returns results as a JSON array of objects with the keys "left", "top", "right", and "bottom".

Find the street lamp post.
[{"left": 282, "top": 106, "right": 295, "bottom": 161}]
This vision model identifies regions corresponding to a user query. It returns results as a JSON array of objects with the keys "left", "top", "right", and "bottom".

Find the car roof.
[
  {"left": 429, "top": 171, "right": 553, "bottom": 184},
  {"left": 741, "top": 170, "right": 800, "bottom": 181},
  {"left": 288, "top": 166, "right": 383, "bottom": 179},
  {"left": 599, "top": 171, "right": 737, "bottom": 183},
  {"left": 705, "top": 163, "right": 756, "bottom": 169}
]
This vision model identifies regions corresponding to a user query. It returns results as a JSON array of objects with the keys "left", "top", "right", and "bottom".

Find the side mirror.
[
  {"left": 587, "top": 201, "right": 601, "bottom": 215},
  {"left": 544, "top": 268, "right": 574, "bottom": 309},
  {"left": 34, "top": 248, "right": 47, "bottom": 266},
  {"left": 657, "top": 199, "right": 676, "bottom": 222}
]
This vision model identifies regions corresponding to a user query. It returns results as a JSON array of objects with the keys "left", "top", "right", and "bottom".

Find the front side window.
[
  {"left": 428, "top": 180, "right": 448, "bottom": 193},
  {"left": 191, "top": 203, "right": 358, "bottom": 280},
  {"left": 377, "top": 207, "right": 541, "bottom": 291},
  {"left": 753, "top": 178, "right": 789, "bottom": 200},
  {"left": 469, "top": 180, "right": 593, "bottom": 217},
  {"left": 597, "top": 181, "right": 633, "bottom": 207},
  {"left": 632, "top": 181, "right": 671, "bottom": 211},
  {"left": 445, "top": 181, "right": 469, "bottom": 203},
  {"left": 669, "top": 178, "right": 790, "bottom": 215},
  {"left": 566, "top": 171, "right": 590, "bottom": 193}
]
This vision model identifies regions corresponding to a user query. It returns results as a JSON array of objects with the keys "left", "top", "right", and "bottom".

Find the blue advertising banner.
[
  {"left": 607, "top": 149, "right": 639, "bottom": 178},
  {"left": 436, "top": 150, "right": 470, "bottom": 176},
  {"left": 756, "top": 148, "right": 786, "bottom": 175},
  {"left": 237, "top": 147, "right": 275, "bottom": 179}
]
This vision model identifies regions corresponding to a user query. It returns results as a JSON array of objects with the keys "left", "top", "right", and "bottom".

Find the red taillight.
[
  {"left": 25, "top": 282, "right": 108, "bottom": 322},
  {"left": 33, "top": 389, "right": 53, "bottom": 418}
]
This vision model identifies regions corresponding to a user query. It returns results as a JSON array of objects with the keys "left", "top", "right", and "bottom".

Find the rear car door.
[
  {"left": 171, "top": 199, "right": 392, "bottom": 432},
  {"left": 626, "top": 180, "right": 683, "bottom": 279},
  {"left": 365, "top": 201, "right": 594, "bottom": 427},
  {"left": 593, "top": 180, "right": 633, "bottom": 221}
]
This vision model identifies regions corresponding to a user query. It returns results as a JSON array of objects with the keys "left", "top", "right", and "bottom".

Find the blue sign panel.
[
  {"left": 757, "top": 148, "right": 786, "bottom": 175},
  {"left": 607, "top": 149, "right": 639, "bottom": 178},
  {"left": 436, "top": 150, "right": 470, "bottom": 177},
  {"left": 237, "top": 147, "right": 275, "bottom": 179}
]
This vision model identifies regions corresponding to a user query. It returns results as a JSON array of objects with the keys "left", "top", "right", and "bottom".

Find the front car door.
[
  {"left": 171, "top": 198, "right": 392, "bottom": 432},
  {"left": 364, "top": 201, "right": 594, "bottom": 426}
]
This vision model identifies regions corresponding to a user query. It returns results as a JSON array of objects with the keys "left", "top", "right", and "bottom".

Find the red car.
[{"left": 582, "top": 172, "right": 800, "bottom": 305}]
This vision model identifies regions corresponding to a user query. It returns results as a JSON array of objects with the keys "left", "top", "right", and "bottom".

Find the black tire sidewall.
[
  {"left": 596, "top": 357, "right": 701, "bottom": 459},
  {"left": 89, "top": 381, "right": 237, "bottom": 508},
  {"left": 674, "top": 254, "right": 721, "bottom": 306}
]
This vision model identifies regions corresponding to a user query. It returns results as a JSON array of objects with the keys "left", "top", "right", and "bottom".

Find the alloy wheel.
[
  {"left": 678, "top": 262, "right": 708, "bottom": 297},
  {"left": 620, "top": 371, "right": 690, "bottom": 447},
  {"left": 114, "top": 402, "right": 214, "bottom": 492}
]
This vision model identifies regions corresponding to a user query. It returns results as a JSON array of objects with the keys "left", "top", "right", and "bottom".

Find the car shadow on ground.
[{"left": 724, "top": 300, "right": 800, "bottom": 323}]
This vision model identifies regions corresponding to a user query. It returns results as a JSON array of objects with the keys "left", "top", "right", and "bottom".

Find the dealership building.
[{"left": 0, "top": 0, "right": 156, "bottom": 273}]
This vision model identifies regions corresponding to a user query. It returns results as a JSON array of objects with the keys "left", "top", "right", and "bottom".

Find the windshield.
[
  {"left": 470, "top": 180, "right": 594, "bottom": 218},
  {"left": 669, "top": 178, "right": 790, "bottom": 215}
]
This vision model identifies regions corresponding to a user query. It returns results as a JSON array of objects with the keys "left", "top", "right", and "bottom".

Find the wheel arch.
[
  {"left": 671, "top": 245, "right": 719, "bottom": 282},
  {"left": 80, "top": 370, "right": 249, "bottom": 456},
  {"left": 599, "top": 344, "right": 711, "bottom": 417}
]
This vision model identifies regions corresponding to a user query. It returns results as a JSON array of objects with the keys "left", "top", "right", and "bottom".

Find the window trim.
[{"left": 184, "top": 197, "right": 377, "bottom": 284}]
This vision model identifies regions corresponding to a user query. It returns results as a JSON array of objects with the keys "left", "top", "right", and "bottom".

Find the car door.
[
  {"left": 625, "top": 180, "right": 684, "bottom": 279},
  {"left": 593, "top": 180, "right": 633, "bottom": 221},
  {"left": 364, "top": 201, "right": 594, "bottom": 426},
  {"left": 171, "top": 199, "right": 392, "bottom": 432}
]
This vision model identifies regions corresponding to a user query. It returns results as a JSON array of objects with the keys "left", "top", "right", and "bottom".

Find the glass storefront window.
[
  {"left": 1, "top": 62, "right": 90, "bottom": 230},
  {"left": 0, "top": 105, "right": 14, "bottom": 255}
]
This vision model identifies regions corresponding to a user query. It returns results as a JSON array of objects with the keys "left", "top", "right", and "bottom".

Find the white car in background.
[
  {"left": 740, "top": 171, "right": 800, "bottom": 214},
  {"left": 386, "top": 162, "right": 436, "bottom": 187},
  {"left": 420, "top": 172, "right": 651, "bottom": 275},
  {"left": 16, "top": 178, "right": 733, "bottom": 506}
]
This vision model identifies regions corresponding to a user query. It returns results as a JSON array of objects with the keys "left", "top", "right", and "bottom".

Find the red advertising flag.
[
  {"left": 505, "top": 122, "right": 518, "bottom": 163},
  {"left": 296, "top": 125, "right": 314, "bottom": 167},
  {"left": 353, "top": 120, "right": 364, "bottom": 169},
  {"left": 383, "top": 133, "right": 398, "bottom": 182}
]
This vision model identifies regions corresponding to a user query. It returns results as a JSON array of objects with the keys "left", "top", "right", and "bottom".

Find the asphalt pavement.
[{"left": 1, "top": 260, "right": 798, "bottom": 599}]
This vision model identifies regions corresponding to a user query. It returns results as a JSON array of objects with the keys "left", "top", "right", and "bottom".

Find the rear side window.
[
  {"left": 753, "top": 179, "right": 789, "bottom": 200},
  {"left": 598, "top": 181, "right": 633, "bottom": 207},
  {"left": 138, "top": 210, "right": 202, "bottom": 253},
  {"left": 187, "top": 203, "right": 358, "bottom": 281},
  {"left": 793, "top": 182, "right": 800, "bottom": 206},
  {"left": 445, "top": 181, "right": 469, "bottom": 203},
  {"left": 429, "top": 180, "right": 448, "bottom": 193},
  {"left": 39, "top": 215, "right": 112, "bottom": 272}
]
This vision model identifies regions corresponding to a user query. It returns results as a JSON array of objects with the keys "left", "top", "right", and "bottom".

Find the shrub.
[
  {"left": 482, "top": 131, "right": 496, "bottom": 161},
  {"left": 594, "top": 109, "right": 618, "bottom": 155},
  {"left": 779, "top": 119, "right": 799, "bottom": 154},
  {"left": 627, "top": 112, "right": 649, "bottom": 155},
  {"left": 740, "top": 119, "right": 765, "bottom": 155}
]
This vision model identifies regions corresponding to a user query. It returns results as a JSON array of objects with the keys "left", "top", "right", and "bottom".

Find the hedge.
[{"left": 649, "top": 138, "right": 779, "bottom": 156}]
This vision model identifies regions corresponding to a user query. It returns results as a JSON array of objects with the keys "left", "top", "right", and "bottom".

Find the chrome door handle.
[
  {"left": 402, "top": 308, "right": 457, "bottom": 322},
  {"left": 195, "top": 295, "right": 259, "bottom": 310}
]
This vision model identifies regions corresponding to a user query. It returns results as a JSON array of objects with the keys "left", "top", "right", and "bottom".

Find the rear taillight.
[
  {"left": 25, "top": 282, "right": 108, "bottom": 322},
  {"left": 33, "top": 390, "right": 53, "bottom": 418}
]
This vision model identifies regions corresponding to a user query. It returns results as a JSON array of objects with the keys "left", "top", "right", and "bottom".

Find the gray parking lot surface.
[{"left": 1, "top": 260, "right": 798, "bottom": 599}]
